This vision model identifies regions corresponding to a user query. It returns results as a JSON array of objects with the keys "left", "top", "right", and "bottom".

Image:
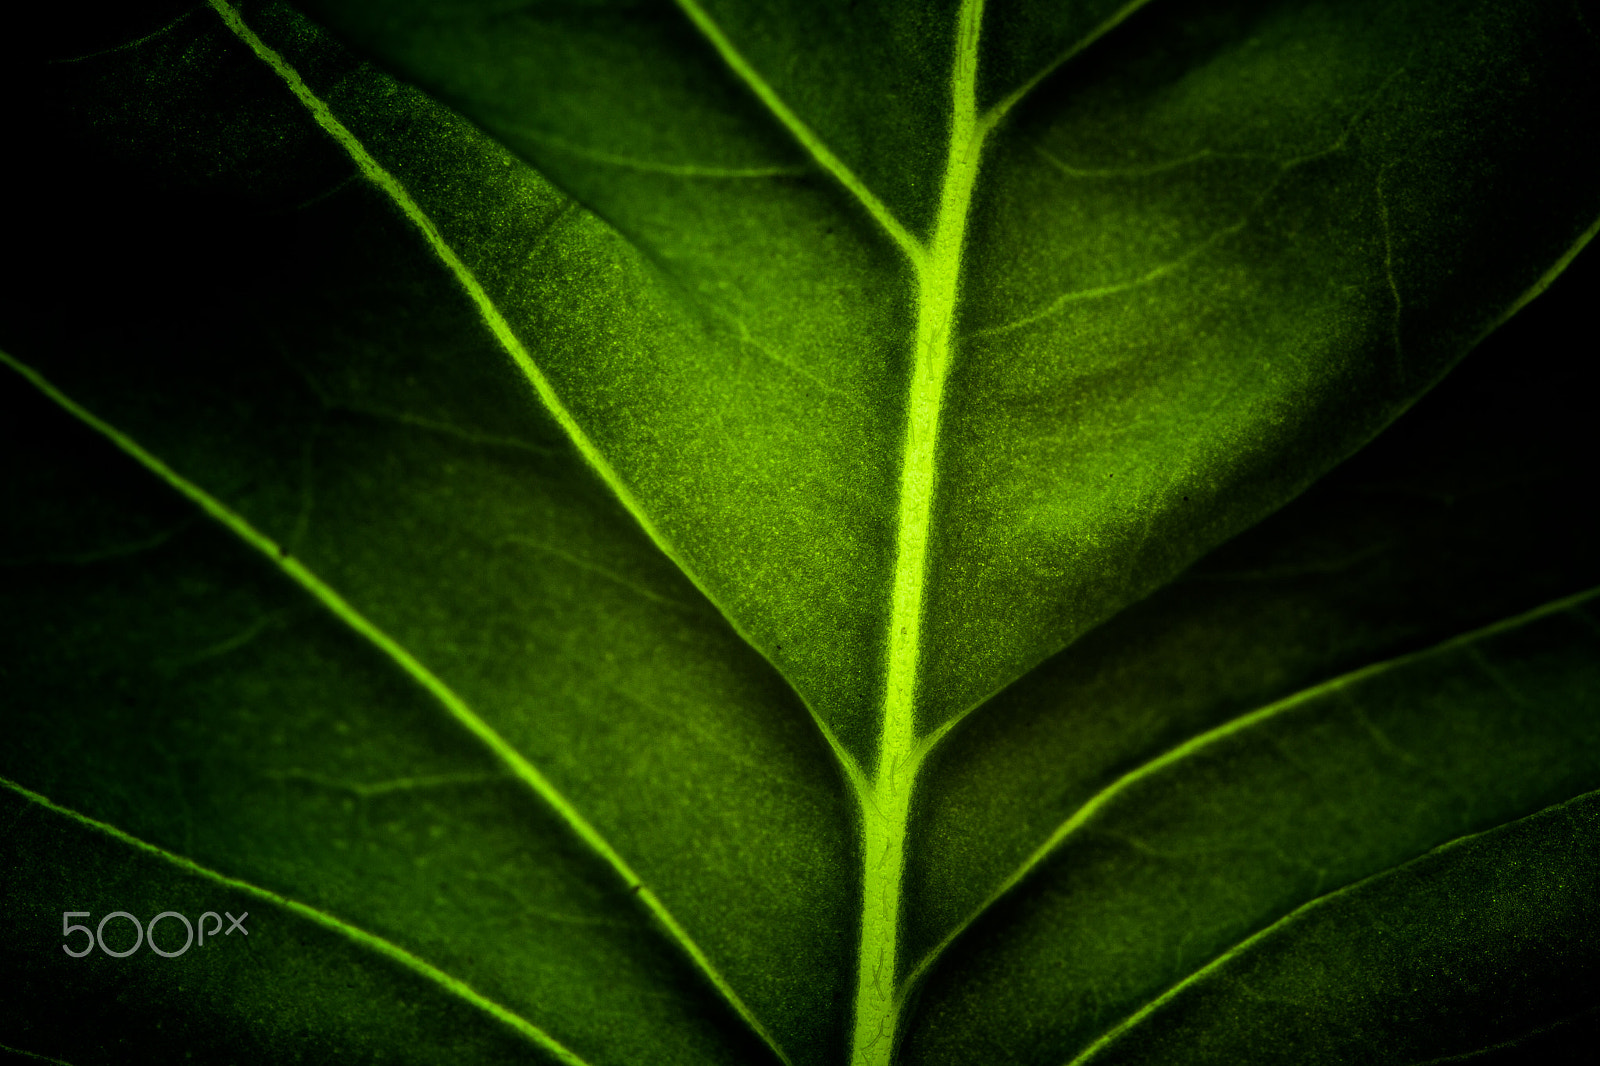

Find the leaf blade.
[
  {"left": 1, "top": 340, "right": 791, "bottom": 1064},
  {"left": 5, "top": 1, "right": 1599, "bottom": 1062},
  {"left": 905, "top": 587, "right": 1600, "bottom": 1064},
  {"left": 0, "top": 774, "right": 591, "bottom": 1066},
  {"left": 1073, "top": 790, "right": 1600, "bottom": 1066}
]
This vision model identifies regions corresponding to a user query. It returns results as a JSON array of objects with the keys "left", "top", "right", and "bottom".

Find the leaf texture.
[{"left": 1, "top": 1, "right": 1597, "bottom": 1064}]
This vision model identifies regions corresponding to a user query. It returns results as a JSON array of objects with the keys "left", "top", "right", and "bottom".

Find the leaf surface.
[
  {"left": 1, "top": 1, "right": 1597, "bottom": 1065},
  {"left": 293, "top": 0, "right": 1600, "bottom": 740}
]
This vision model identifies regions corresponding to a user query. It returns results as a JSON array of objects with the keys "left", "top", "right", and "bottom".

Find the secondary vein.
[
  {"left": 0, "top": 774, "right": 590, "bottom": 1066},
  {"left": 203, "top": 0, "right": 706, "bottom": 625},
  {"left": 1061, "top": 788, "right": 1600, "bottom": 1065},
  {"left": 0, "top": 1041, "right": 78, "bottom": 1066},
  {"left": 203, "top": 8, "right": 795, "bottom": 1058},
  {"left": 671, "top": 0, "right": 925, "bottom": 264},
  {"left": 502, "top": 124, "right": 812, "bottom": 178},
  {"left": 900, "top": 584, "right": 1600, "bottom": 999},
  {"left": 0, "top": 346, "right": 782, "bottom": 1064},
  {"left": 981, "top": 0, "right": 1162, "bottom": 132}
]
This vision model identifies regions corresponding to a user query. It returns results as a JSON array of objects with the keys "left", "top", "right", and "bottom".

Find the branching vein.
[
  {"left": 1060, "top": 789, "right": 1600, "bottom": 1065},
  {"left": 0, "top": 1039, "right": 79, "bottom": 1066},
  {"left": 203, "top": 0, "right": 713, "bottom": 624},
  {"left": 50, "top": 7, "right": 197, "bottom": 64},
  {"left": 901, "top": 584, "right": 1600, "bottom": 1001},
  {"left": 0, "top": 521, "right": 192, "bottom": 568},
  {"left": 504, "top": 124, "right": 811, "bottom": 179},
  {"left": 263, "top": 769, "right": 508, "bottom": 798},
  {"left": 982, "top": 0, "right": 1162, "bottom": 132},
  {"left": 976, "top": 74, "right": 1401, "bottom": 341},
  {"left": 200, "top": 7, "right": 795, "bottom": 1058},
  {"left": 0, "top": 345, "right": 782, "bottom": 1065},
  {"left": 500, "top": 535, "right": 696, "bottom": 609},
  {"left": 1376, "top": 163, "right": 1405, "bottom": 378},
  {"left": 670, "top": 0, "right": 924, "bottom": 263},
  {"left": 0, "top": 774, "right": 590, "bottom": 1066}
]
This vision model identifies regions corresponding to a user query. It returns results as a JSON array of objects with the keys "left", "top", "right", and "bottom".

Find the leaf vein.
[
  {"left": 902, "top": 585, "right": 1600, "bottom": 1001},
  {"left": 1399, "top": 1005, "right": 1600, "bottom": 1066},
  {"left": 973, "top": 71, "right": 1402, "bottom": 341},
  {"left": 669, "top": 0, "right": 923, "bottom": 263},
  {"left": 503, "top": 124, "right": 811, "bottom": 179},
  {"left": 0, "top": 345, "right": 783, "bottom": 1066},
  {"left": 981, "top": 0, "right": 1162, "bottom": 132},
  {"left": 1376, "top": 162, "right": 1406, "bottom": 379},
  {"left": 853, "top": 2, "right": 988, "bottom": 1062},
  {"left": 0, "top": 774, "right": 591, "bottom": 1066},
  {"left": 203, "top": 0, "right": 717, "bottom": 642},
  {"left": 1059, "top": 789, "right": 1600, "bottom": 1065},
  {"left": 211, "top": 3, "right": 854, "bottom": 866},
  {"left": 0, "top": 520, "right": 194, "bottom": 568},
  {"left": 48, "top": 6, "right": 197, "bottom": 64},
  {"left": 500, "top": 535, "right": 697, "bottom": 610}
]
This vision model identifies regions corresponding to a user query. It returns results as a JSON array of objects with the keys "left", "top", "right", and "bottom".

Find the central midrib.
[{"left": 851, "top": 2, "right": 989, "bottom": 1063}]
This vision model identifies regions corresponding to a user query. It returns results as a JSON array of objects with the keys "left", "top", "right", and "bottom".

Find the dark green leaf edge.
[
  {"left": 0, "top": 774, "right": 583, "bottom": 1066},
  {"left": 902, "top": 583, "right": 1600, "bottom": 1003}
]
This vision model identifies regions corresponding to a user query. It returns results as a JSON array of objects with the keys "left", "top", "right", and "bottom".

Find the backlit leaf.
[{"left": 3, "top": 1, "right": 1597, "bottom": 1064}]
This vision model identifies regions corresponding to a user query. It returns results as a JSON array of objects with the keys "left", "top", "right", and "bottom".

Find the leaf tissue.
[{"left": 2, "top": 0, "right": 1598, "bottom": 1064}]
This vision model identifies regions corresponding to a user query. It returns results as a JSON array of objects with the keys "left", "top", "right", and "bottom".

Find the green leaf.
[{"left": 2, "top": 1, "right": 1597, "bottom": 1065}]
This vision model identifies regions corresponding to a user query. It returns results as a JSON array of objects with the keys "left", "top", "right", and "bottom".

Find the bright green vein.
[
  {"left": 0, "top": 773, "right": 589, "bottom": 1066},
  {"left": 0, "top": 343, "right": 784, "bottom": 1066}
]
